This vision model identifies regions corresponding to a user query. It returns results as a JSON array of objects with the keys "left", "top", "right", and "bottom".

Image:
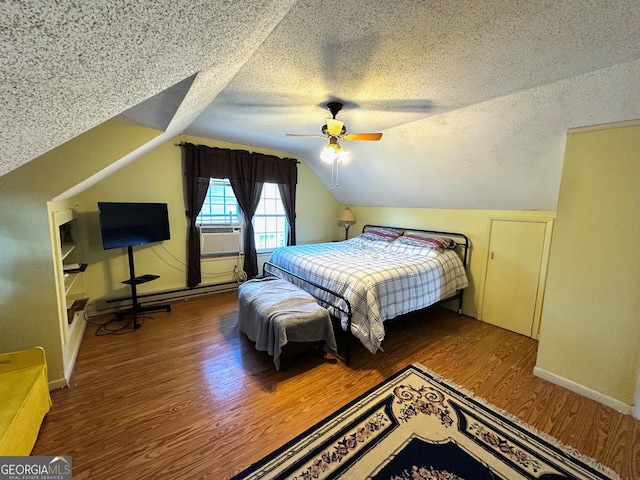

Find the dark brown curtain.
[
  {"left": 231, "top": 178, "right": 263, "bottom": 278},
  {"left": 184, "top": 144, "right": 213, "bottom": 288},
  {"left": 182, "top": 142, "right": 297, "bottom": 285},
  {"left": 278, "top": 183, "right": 296, "bottom": 245}
]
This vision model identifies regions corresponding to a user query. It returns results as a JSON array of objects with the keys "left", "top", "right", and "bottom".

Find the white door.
[{"left": 481, "top": 220, "right": 546, "bottom": 337}]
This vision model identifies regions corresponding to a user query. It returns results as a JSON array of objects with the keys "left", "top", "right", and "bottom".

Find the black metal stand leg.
[
  {"left": 116, "top": 246, "right": 172, "bottom": 329},
  {"left": 115, "top": 303, "right": 172, "bottom": 328}
]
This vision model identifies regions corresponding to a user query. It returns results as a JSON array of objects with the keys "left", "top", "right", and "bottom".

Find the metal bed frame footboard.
[{"left": 262, "top": 261, "right": 355, "bottom": 365}]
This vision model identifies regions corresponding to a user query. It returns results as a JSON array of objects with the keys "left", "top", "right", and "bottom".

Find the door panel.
[{"left": 482, "top": 220, "right": 546, "bottom": 337}]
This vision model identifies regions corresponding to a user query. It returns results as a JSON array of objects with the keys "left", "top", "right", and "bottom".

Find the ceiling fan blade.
[
  {"left": 285, "top": 133, "right": 326, "bottom": 138},
  {"left": 342, "top": 133, "right": 383, "bottom": 141},
  {"left": 326, "top": 118, "right": 344, "bottom": 136}
]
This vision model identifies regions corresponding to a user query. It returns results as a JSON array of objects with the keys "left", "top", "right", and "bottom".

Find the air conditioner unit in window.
[{"left": 199, "top": 225, "right": 243, "bottom": 256}]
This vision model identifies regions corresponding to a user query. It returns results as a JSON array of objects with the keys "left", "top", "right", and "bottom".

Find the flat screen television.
[{"left": 98, "top": 202, "right": 170, "bottom": 250}]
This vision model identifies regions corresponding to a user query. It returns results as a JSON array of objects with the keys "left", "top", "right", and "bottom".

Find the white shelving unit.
[{"left": 49, "top": 206, "right": 88, "bottom": 383}]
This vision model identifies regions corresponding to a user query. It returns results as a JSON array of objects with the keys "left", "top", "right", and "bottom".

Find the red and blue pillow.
[
  {"left": 397, "top": 232, "right": 457, "bottom": 250},
  {"left": 359, "top": 227, "right": 403, "bottom": 243}
]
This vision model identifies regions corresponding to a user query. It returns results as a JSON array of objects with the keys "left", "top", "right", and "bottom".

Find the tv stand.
[{"left": 116, "top": 246, "right": 171, "bottom": 329}]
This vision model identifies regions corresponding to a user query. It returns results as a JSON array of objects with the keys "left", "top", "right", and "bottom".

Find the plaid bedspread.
[{"left": 266, "top": 237, "right": 469, "bottom": 354}]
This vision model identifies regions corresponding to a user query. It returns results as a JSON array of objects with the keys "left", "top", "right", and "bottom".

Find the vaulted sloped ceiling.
[
  {"left": 0, "top": 0, "right": 299, "bottom": 174},
  {"left": 3, "top": 1, "right": 640, "bottom": 210}
]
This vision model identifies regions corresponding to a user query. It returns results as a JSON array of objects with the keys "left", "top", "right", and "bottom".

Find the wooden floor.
[{"left": 33, "top": 291, "right": 639, "bottom": 479}]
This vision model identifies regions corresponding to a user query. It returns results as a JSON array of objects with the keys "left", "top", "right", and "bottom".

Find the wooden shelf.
[
  {"left": 61, "top": 243, "right": 76, "bottom": 261},
  {"left": 64, "top": 272, "right": 80, "bottom": 295}
]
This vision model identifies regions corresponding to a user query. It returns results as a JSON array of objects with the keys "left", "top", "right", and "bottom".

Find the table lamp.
[{"left": 339, "top": 207, "right": 356, "bottom": 240}]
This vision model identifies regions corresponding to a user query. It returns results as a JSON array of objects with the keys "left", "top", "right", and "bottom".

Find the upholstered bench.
[
  {"left": 0, "top": 347, "right": 52, "bottom": 455},
  {"left": 238, "top": 277, "right": 337, "bottom": 370}
]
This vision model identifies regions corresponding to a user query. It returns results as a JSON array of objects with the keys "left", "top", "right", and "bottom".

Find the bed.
[{"left": 263, "top": 225, "right": 470, "bottom": 364}]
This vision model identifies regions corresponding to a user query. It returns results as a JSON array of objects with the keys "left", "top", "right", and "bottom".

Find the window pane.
[
  {"left": 253, "top": 183, "right": 288, "bottom": 251},
  {"left": 196, "top": 179, "right": 239, "bottom": 225}
]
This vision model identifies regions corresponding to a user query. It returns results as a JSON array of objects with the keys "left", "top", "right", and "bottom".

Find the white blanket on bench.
[{"left": 238, "top": 277, "right": 337, "bottom": 370}]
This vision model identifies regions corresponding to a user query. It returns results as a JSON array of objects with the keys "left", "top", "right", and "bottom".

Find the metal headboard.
[{"left": 362, "top": 224, "right": 471, "bottom": 271}]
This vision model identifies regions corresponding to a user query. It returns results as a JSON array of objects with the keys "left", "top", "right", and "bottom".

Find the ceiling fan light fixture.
[
  {"left": 320, "top": 143, "right": 338, "bottom": 163},
  {"left": 320, "top": 137, "right": 349, "bottom": 163},
  {"left": 336, "top": 148, "right": 350, "bottom": 163}
]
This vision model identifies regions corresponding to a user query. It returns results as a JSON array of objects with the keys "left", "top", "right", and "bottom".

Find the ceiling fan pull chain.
[
  {"left": 331, "top": 160, "right": 335, "bottom": 190},
  {"left": 330, "top": 160, "right": 334, "bottom": 190},
  {"left": 330, "top": 159, "right": 340, "bottom": 190}
]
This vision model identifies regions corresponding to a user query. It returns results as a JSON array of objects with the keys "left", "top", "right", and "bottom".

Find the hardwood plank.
[{"left": 32, "top": 291, "right": 640, "bottom": 479}]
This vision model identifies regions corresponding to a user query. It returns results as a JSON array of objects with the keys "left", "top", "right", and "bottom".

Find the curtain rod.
[{"left": 175, "top": 142, "right": 300, "bottom": 163}]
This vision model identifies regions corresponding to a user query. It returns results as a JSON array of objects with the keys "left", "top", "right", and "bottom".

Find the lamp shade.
[{"left": 339, "top": 208, "right": 356, "bottom": 223}]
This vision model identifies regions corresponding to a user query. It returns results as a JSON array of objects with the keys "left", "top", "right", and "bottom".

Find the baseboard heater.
[{"left": 96, "top": 281, "right": 238, "bottom": 314}]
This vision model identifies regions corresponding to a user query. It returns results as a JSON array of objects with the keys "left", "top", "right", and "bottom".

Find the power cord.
[
  {"left": 154, "top": 242, "right": 245, "bottom": 281},
  {"left": 85, "top": 310, "right": 153, "bottom": 335},
  {"left": 234, "top": 265, "right": 248, "bottom": 284}
]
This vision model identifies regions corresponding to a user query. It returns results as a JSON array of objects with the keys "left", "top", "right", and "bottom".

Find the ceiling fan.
[
  {"left": 286, "top": 102, "right": 382, "bottom": 189},
  {"left": 286, "top": 101, "right": 383, "bottom": 142}
]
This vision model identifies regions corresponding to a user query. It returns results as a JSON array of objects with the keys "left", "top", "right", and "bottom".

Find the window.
[
  {"left": 253, "top": 183, "right": 288, "bottom": 250},
  {"left": 197, "top": 179, "right": 288, "bottom": 251},
  {"left": 196, "top": 179, "right": 239, "bottom": 225}
]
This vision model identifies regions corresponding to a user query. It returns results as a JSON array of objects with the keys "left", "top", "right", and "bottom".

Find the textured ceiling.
[
  {"left": 3, "top": 0, "right": 640, "bottom": 209},
  {"left": 0, "top": 0, "right": 298, "bottom": 174},
  {"left": 115, "top": 75, "right": 197, "bottom": 132}
]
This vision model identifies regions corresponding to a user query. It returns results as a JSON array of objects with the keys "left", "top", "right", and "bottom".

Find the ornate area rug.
[{"left": 232, "top": 364, "right": 619, "bottom": 480}]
